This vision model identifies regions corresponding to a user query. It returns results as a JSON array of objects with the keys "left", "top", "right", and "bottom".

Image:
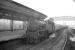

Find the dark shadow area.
[
  {"left": 0, "top": 38, "right": 26, "bottom": 50},
  {"left": 64, "top": 40, "right": 75, "bottom": 50}
]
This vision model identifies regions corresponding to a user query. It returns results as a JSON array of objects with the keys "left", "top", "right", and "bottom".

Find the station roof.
[{"left": 0, "top": 0, "right": 47, "bottom": 21}]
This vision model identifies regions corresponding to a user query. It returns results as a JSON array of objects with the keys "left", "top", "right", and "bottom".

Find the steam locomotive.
[{"left": 22, "top": 20, "right": 55, "bottom": 44}]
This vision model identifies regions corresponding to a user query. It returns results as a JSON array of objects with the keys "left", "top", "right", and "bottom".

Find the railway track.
[{"left": 29, "top": 28, "right": 68, "bottom": 50}]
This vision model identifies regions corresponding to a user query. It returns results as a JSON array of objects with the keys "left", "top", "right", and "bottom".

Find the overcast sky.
[{"left": 13, "top": 0, "right": 75, "bottom": 18}]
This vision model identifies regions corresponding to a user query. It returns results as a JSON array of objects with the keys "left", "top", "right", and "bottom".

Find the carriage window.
[
  {"left": 0, "top": 19, "right": 11, "bottom": 31},
  {"left": 13, "top": 20, "right": 23, "bottom": 30}
]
